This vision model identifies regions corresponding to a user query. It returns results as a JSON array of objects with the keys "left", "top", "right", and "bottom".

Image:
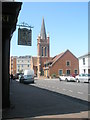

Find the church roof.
[
  {"left": 44, "top": 52, "right": 65, "bottom": 65},
  {"left": 44, "top": 49, "right": 78, "bottom": 66},
  {"left": 40, "top": 17, "right": 46, "bottom": 40}
]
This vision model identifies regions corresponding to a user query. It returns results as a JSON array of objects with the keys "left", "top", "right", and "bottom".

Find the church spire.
[{"left": 40, "top": 17, "right": 46, "bottom": 40}]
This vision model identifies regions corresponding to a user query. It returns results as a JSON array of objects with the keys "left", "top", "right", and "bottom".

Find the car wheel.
[
  {"left": 32, "top": 81, "right": 34, "bottom": 83},
  {"left": 88, "top": 79, "right": 90, "bottom": 83},
  {"left": 20, "top": 79, "right": 21, "bottom": 83},
  {"left": 65, "top": 78, "right": 68, "bottom": 82},
  {"left": 76, "top": 79, "right": 80, "bottom": 83},
  {"left": 20, "top": 79, "right": 23, "bottom": 83},
  {"left": 59, "top": 78, "right": 61, "bottom": 81}
]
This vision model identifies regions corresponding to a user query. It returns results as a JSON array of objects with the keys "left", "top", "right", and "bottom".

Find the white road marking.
[
  {"left": 77, "top": 92, "right": 83, "bottom": 94},
  {"left": 69, "top": 90, "right": 73, "bottom": 92}
]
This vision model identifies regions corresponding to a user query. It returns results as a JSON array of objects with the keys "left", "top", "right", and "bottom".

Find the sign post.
[{"left": 17, "top": 22, "right": 33, "bottom": 46}]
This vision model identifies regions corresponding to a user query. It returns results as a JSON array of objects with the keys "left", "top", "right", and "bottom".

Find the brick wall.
[{"left": 49, "top": 51, "right": 79, "bottom": 77}]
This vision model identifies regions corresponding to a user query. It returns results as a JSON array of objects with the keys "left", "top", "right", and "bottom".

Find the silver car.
[{"left": 75, "top": 74, "right": 90, "bottom": 83}]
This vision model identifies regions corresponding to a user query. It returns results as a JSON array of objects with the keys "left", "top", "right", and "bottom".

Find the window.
[
  {"left": 45, "top": 47, "right": 47, "bottom": 56},
  {"left": 66, "top": 61, "right": 70, "bottom": 66},
  {"left": 28, "top": 60, "right": 30, "bottom": 63},
  {"left": 18, "top": 65, "right": 20, "bottom": 68},
  {"left": 83, "top": 58, "right": 85, "bottom": 65},
  {"left": 27, "top": 65, "right": 29, "bottom": 67},
  {"left": 59, "top": 70, "right": 63, "bottom": 75},
  {"left": 22, "top": 60, "right": 23, "bottom": 62},
  {"left": 84, "top": 69, "right": 86, "bottom": 73},
  {"left": 75, "top": 70, "right": 78, "bottom": 74},
  {"left": 66, "top": 70, "right": 70, "bottom": 75},
  {"left": 42, "top": 47, "right": 43, "bottom": 56}
]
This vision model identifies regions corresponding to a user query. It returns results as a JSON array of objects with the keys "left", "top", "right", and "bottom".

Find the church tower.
[{"left": 37, "top": 18, "right": 50, "bottom": 77}]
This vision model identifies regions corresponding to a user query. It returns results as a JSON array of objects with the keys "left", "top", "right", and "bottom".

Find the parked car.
[
  {"left": 59, "top": 74, "right": 76, "bottom": 82},
  {"left": 13, "top": 73, "right": 23, "bottom": 80},
  {"left": 19, "top": 69, "right": 34, "bottom": 84},
  {"left": 18, "top": 73, "right": 24, "bottom": 80},
  {"left": 75, "top": 74, "right": 90, "bottom": 83},
  {"left": 13, "top": 74, "right": 18, "bottom": 80},
  {"left": 72, "top": 74, "right": 78, "bottom": 78}
]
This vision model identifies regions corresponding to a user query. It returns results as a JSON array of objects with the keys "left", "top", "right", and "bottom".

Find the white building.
[
  {"left": 16, "top": 56, "right": 31, "bottom": 73},
  {"left": 78, "top": 53, "right": 90, "bottom": 74}
]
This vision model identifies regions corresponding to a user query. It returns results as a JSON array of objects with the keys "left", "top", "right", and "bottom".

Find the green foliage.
[{"left": 51, "top": 73, "right": 56, "bottom": 78}]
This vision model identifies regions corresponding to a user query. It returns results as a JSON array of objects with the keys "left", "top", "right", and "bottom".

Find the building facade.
[
  {"left": 78, "top": 53, "right": 90, "bottom": 74},
  {"left": 44, "top": 50, "right": 79, "bottom": 78},
  {"left": 10, "top": 56, "right": 31, "bottom": 75},
  {"left": 10, "top": 56, "right": 17, "bottom": 75},
  {"left": 30, "top": 57, "right": 37, "bottom": 76},
  {"left": 17, "top": 56, "right": 31, "bottom": 73}
]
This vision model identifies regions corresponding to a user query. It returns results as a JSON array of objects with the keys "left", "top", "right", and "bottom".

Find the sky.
[{"left": 10, "top": 2, "right": 88, "bottom": 58}]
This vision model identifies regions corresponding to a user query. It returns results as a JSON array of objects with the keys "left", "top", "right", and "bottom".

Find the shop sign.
[{"left": 18, "top": 28, "right": 32, "bottom": 46}]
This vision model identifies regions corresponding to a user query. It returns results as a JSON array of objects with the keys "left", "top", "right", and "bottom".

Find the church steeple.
[
  {"left": 40, "top": 17, "right": 46, "bottom": 40},
  {"left": 37, "top": 18, "right": 50, "bottom": 78}
]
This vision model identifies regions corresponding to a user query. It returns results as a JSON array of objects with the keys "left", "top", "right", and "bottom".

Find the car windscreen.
[
  {"left": 24, "top": 75, "right": 33, "bottom": 79},
  {"left": 85, "top": 74, "right": 90, "bottom": 76}
]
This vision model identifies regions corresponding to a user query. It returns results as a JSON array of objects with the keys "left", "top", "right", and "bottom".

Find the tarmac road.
[
  {"left": 3, "top": 79, "right": 89, "bottom": 119},
  {"left": 31, "top": 79, "right": 89, "bottom": 101}
]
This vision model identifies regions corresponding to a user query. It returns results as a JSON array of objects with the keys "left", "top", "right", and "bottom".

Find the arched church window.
[
  {"left": 42, "top": 47, "right": 43, "bottom": 56},
  {"left": 45, "top": 47, "right": 47, "bottom": 56}
]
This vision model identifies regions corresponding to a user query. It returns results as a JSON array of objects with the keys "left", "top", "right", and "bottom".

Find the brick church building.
[
  {"left": 31, "top": 18, "right": 52, "bottom": 78},
  {"left": 31, "top": 18, "right": 79, "bottom": 78}
]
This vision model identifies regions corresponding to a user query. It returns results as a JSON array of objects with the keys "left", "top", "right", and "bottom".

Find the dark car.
[{"left": 13, "top": 73, "right": 23, "bottom": 80}]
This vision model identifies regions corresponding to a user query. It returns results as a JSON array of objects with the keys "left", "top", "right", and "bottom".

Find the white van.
[{"left": 20, "top": 69, "right": 34, "bottom": 83}]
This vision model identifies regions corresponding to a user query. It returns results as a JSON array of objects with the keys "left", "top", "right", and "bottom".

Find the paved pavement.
[{"left": 2, "top": 79, "right": 89, "bottom": 120}]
